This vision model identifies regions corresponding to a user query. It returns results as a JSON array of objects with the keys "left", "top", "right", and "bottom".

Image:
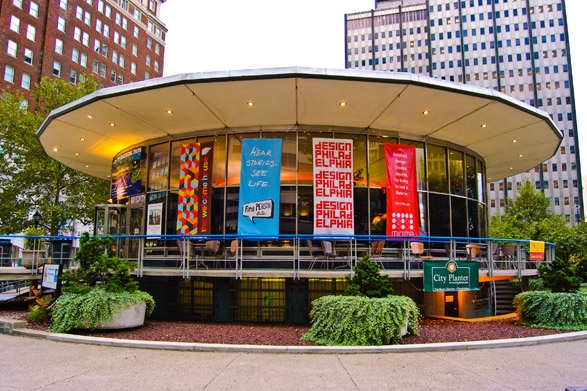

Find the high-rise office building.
[
  {"left": 345, "top": 0, "right": 583, "bottom": 225},
  {"left": 1, "top": 0, "right": 167, "bottom": 103}
]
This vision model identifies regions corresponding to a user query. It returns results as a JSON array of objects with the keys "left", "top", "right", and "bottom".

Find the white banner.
[{"left": 313, "top": 138, "right": 354, "bottom": 235}]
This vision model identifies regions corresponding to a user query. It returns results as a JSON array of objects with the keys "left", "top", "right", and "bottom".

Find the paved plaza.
[{"left": 1, "top": 332, "right": 586, "bottom": 390}]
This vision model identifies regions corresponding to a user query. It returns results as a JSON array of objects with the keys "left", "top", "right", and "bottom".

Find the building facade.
[
  {"left": 0, "top": 0, "right": 167, "bottom": 104},
  {"left": 345, "top": 0, "right": 583, "bottom": 224}
]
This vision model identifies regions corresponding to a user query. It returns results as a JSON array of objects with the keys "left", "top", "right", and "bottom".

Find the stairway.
[{"left": 494, "top": 280, "right": 521, "bottom": 315}]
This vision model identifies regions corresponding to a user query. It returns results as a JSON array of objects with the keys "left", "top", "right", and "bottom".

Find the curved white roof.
[{"left": 37, "top": 67, "right": 562, "bottom": 180}]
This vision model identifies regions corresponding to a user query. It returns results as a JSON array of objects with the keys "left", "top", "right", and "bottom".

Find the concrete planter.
[
  {"left": 79, "top": 302, "right": 146, "bottom": 330},
  {"left": 21, "top": 250, "right": 47, "bottom": 269}
]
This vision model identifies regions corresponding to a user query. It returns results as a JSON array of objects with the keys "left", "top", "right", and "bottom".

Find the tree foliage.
[
  {"left": 0, "top": 76, "right": 109, "bottom": 235},
  {"left": 489, "top": 181, "right": 587, "bottom": 261},
  {"left": 538, "top": 257, "right": 582, "bottom": 293},
  {"left": 346, "top": 256, "right": 394, "bottom": 298}
]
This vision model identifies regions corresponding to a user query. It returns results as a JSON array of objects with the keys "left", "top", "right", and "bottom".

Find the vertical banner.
[
  {"left": 237, "top": 139, "right": 282, "bottom": 235},
  {"left": 313, "top": 138, "right": 354, "bottom": 235},
  {"left": 384, "top": 144, "right": 419, "bottom": 236},
  {"left": 110, "top": 147, "right": 143, "bottom": 200},
  {"left": 529, "top": 240, "right": 545, "bottom": 261},
  {"left": 176, "top": 142, "right": 214, "bottom": 235}
]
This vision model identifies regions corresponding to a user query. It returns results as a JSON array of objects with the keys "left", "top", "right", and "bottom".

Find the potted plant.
[
  {"left": 21, "top": 227, "right": 49, "bottom": 269},
  {"left": 50, "top": 233, "right": 155, "bottom": 333}
]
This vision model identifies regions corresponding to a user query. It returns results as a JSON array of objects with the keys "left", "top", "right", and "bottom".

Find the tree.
[
  {"left": 346, "top": 256, "right": 394, "bottom": 298},
  {"left": 0, "top": 76, "right": 110, "bottom": 235}
]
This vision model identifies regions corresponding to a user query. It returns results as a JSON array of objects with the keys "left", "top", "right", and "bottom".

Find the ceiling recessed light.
[
  {"left": 422, "top": 110, "right": 430, "bottom": 115},
  {"left": 85, "top": 165, "right": 89, "bottom": 168},
  {"left": 86, "top": 114, "right": 94, "bottom": 119},
  {"left": 80, "top": 137, "right": 86, "bottom": 141},
  {"left": 246, "top": 101, "right": 254, "bottom": 107},
  {"left": 165, "top": 109, "right": 173, "bottom": 114},
  {"left": 52, "top": 147, "right": 58, "bottom": 152},
  {"left": 512, "top": 139, "right": 518, "bottom": 143},
  {"left": 109, "top": 123, "right": 116, "bottom": 127},
  {"left": 518, "top": 154, "right": 523, "bottom": 158},
  {"left": 75, "top": 152, "right": 80, "bottom": 156},
  {"left": 339, "top": 101, "right": 347, "bottom": 107},
  {"left": 481, "top": 124, "right": 487, "bottom": 128},
  {"left": 509, "top": 167, "right": 514, "bottom": 170}
]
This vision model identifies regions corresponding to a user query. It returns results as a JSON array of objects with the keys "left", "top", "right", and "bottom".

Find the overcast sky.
[{"left": 160, "top": 1, "right": 587, "bottom": 180}]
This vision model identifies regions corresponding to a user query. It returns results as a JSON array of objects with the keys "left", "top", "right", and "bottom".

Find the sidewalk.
[{"left": 2, "top": 330, "right": 587, "bottom": 390}]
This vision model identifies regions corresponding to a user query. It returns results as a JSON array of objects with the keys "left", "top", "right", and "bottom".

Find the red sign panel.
[
  {"left": 313, "top": 138, "right": 354, "bottom": 235},
  {"left": 384, "top": 144, "right": 419, "bottom": 236}
]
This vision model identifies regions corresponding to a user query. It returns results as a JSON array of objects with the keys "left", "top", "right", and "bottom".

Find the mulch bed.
[{"left": 1, "top": 299, "right": 566, "bottom": 346}]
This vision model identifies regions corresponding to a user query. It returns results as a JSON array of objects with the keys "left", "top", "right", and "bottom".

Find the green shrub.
[
  {"left": 50, "top": 288, "right": 155, "bottom": 333},
  {"left": 538, "top": 257, "right": 582, "bottom": 293},
  {"left": 528, "top": 278, "right": 545, "bottom": 291},
  {"left": 302, "top": 295, "right": 419, "bottom": 346},
  {"left": 513, "top": 290, "right": 587, "bottom": 331},
  {"left": 346, "top": 256, "right": 393, "bottom": 298}
]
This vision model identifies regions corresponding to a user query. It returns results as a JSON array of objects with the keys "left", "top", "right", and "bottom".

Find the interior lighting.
[
  {"left": 75, "top": 152, "right": 80, "bottom": 156},
  {"left": 246, "top": 101, "right": 254, "bottom": 107},
  {"left": 80, "top": 137, "right": 86, "bottom": 141},
  {"left": 52, "top": 147, "right": 58, "bottom": 152},
  {"left": 109, "top": 123, "right": 116, "bottom": 127},
  {"left": 165, "top": 109, "right": 173, "bottom": 114},
  {"left": 422, "top": 110, "right": 430, "bottom": 115},
  {"left": 512, "top": 139, "right": 518, "bottom": 143},
  {"left": 481, "top": 124, "right": 487, "bottom": 128},
  {"left": 86, "top": 114, "right": 94, "bottom": 119},
  {"left": 339, "top": 101, "right": 347, "bottom": 107},
  {"left": 518, "top": 154, "right": 523, "bottom": 158}
]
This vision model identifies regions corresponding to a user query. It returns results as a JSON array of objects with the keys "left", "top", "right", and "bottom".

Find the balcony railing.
[{"left": 0, "top": 234, "right": 555, "bottom": 281}]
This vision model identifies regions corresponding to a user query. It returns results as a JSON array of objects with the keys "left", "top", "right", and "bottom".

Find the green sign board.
[{"left": 423, "top": 261, "right": 479, "bottom": 292}]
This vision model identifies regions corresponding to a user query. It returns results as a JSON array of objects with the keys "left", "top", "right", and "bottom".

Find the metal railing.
[{"left": 0, "top": 234, "right": 554, "bottom": 280}]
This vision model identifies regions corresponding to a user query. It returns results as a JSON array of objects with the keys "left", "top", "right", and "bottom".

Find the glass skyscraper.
[{"left": 345, "top": 0, "right": 583, "bottom": 224}]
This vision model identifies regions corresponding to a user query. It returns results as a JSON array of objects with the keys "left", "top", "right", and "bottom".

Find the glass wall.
[{"left": 111, "top": 126, "right": 488, "bottom": 238}]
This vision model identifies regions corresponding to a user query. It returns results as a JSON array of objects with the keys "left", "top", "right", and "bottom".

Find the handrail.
[{"left": 0, "top": 234, "right": 555, "bottom": 280}]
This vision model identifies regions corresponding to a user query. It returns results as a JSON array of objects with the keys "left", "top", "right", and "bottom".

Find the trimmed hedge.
[
  {"left": 513, "top": 290, "right": 587, "bottom": 331},
  {"left": 302, "top": 295, "right": 420, "bottom": 346}
]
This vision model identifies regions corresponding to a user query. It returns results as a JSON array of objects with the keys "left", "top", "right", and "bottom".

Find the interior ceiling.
[{"left": 37, "top": 67, "right": 562, "bottom": 181}]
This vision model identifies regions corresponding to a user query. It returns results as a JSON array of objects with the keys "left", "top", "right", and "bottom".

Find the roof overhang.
[{"left": 37, "top": 67, "right": 562, "bottom": 181}]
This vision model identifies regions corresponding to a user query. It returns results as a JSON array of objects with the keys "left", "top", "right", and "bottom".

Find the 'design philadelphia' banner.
[
  {"left": 423, "top": 261, "right": 479, "bottom": 292},
  {"left": 238, "top": 139, "right": 282, "bottom": 235}
]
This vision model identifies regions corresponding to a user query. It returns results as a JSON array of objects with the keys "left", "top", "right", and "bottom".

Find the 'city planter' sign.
[{"left": 423, "top": 261, "right": 479, "bottom": 292}]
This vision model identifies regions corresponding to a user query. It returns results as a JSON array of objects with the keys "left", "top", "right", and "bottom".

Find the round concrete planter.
[{"left": 79, "top": 302, "right": 147, "bottom": 330}]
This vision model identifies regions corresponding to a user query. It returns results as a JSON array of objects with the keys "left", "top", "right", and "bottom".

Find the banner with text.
[
  {"left": 529, "top": 240, "right": 545, "bottom": 261},
  {"left": 238, "top": 139, "right": 282, "bottom": 235},
  {"left": 110, "top": 147, "right": 143, "bottom": 200},
  {"left": 423, "top": 261, "right": 479, "bottom": 292},
  {"left": 176, "top": 142, "right": 214, "bottom": 235},
  {"left": 384, "top": 144, "right": 419, "bottom": 236},
  {"left": 313, "top": 138, "right": 354, "bottom": 235}
]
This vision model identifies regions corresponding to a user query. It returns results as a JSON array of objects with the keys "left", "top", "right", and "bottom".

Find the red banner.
[
  {"left": 384, "top": 144, "right": 419, "bottom": 236},
  {"left": 313, "top": 138, "right": 354, "bottom": 235}
]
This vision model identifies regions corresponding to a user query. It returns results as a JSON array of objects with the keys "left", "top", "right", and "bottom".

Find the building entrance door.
[{"left": 444, "top": 291, "right": 459, "bottom": 317}]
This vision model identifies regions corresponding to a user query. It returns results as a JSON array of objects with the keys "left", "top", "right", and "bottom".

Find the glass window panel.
[
  {"left": 148, "top": 143, "right": 169, "bottom": 191},
  {"left": 297, "top": 185, "right": 313, "bottom": 234},
  {"left": 368, "top": 135, "right": 398, "bottom": 188},
  {"left": 297, "top": 132, "right": 313, "bottom": 185},
  {"left": 226, "top": 133, "right": 257, "bottom": 186},
  {"left": 279, "top": 185, "right": 296, "bottom": 234},
  {"left": 466, "top": 154, "right": 477, "bottom": 199},
  {"left": 476, "top": 159, "right": 485, "bottom": 203},
  {"left": 468, "top": 199, "right": 479, "bottom": 237},
  {"left": 451, "top": 196, "right": 467, "bottom": 237},
  {"left": 428, "top": 193, "right": 450, "bottom": 236},
  {"left": 427, "top": 145, "right": 448, "bottom": 192},
  {"left": 449, "top": 149, "right": 464, "bottom": 195},
  {"left": 369, "top": 188, "right": 386, "bottom": 235}
]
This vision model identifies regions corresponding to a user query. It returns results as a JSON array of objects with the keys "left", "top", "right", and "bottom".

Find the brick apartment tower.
[
  {"left": 345, "top": 0, "right": 583, "bottom": 225},
  {"left": 1, "top": 0, "right": 167, "bottom": 103}
]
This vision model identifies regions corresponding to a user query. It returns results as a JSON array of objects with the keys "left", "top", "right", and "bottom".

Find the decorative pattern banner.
[
  {"left": 176, "top": 142, "right": 214, "bottom": 235},
  {"left": 384, "top": 144, "right": 419, "bottom": 237},
  {"left": 423, "top": 261, "right": 479, "bottom": 292},
  {"left": 313, "top": 138, "right": 354, "bottom": 235},
  {"left": 110, "top": 147, "right": 143, "bottom": 200},
  {"left": 237, "top": 139, "right": 282, "bottom": 235}
]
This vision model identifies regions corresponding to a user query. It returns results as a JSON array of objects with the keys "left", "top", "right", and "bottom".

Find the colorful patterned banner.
[
  {"left": 384, "top": 144, "right": 419, "bottom": 236},
  {"left": 313, "top": 138, "right": 354, "bottom": 235},
  {"left": 177, "top": 143, "right": 201, "bottom": 235},
  {"left": 237, "top": 139, "right": 282, "bottom": 235}
]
